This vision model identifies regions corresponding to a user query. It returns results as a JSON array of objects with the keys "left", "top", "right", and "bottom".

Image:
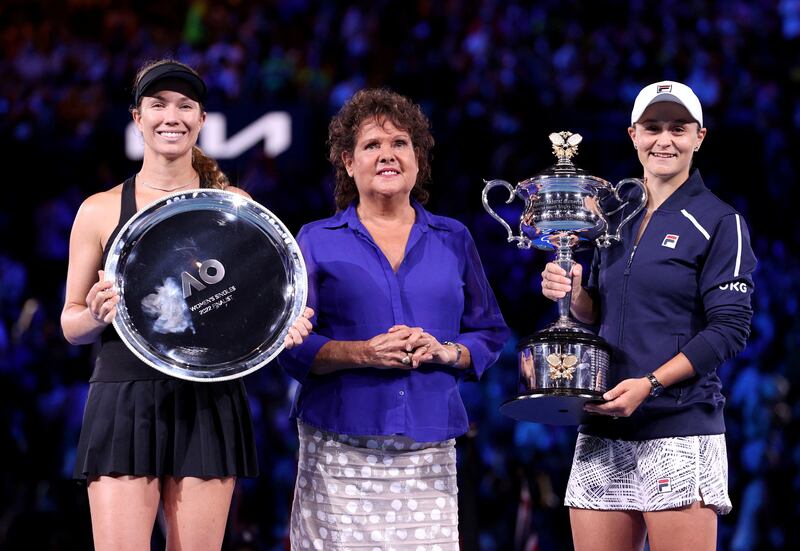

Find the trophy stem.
[{"left": 554, "top": 234, "right": 574, "bottom": 326}]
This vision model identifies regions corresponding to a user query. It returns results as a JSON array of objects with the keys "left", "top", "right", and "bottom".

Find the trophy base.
[
  {"left": 500, "top": 391, "right": 604, "bottom": 425},
  {"left": 503, "top": 327, "right": 611, "bottom": 425}
]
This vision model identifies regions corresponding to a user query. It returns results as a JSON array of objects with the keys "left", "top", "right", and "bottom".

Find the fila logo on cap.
[
  {"left": 662, "top": 234, "right": 679, "bottom": 249},
  {"left": 631, "top": 80, "right": 703, "bottom": 127}
]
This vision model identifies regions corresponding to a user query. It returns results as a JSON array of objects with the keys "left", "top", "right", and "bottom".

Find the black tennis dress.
[{"left": 73, "top": 177, "right": 258, "bottom": 479}]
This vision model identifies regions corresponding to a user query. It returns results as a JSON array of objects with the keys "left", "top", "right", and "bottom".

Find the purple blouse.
[{"left": 279, "top": 201, "right": 509, "bottom": 442}]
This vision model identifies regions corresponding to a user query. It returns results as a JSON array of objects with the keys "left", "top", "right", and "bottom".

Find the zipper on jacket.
[
  {"left": 617, "top": 245, "right": 638, "bottom": 344},
  {"left": 617, "top": 206, "right": 650, "bottom": 345},
  {"left": 624, "top": 245, "right": 637, "bottom": 275}
]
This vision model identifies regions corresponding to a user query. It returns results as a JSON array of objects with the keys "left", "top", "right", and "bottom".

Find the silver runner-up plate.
[{"left": 104, "top": 189, "right": 307, "bottom": 382}]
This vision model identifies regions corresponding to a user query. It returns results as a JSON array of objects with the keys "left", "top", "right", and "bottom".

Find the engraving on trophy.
[
  {"left": 483, "top": 131, "right": 647, "bottom": 424},
  {"left": 188, "top": 285, "right": 238, "bottom": 317},
  {"left": 260, "top": 212, "right": 295, "bottom": 245},
  {"left": 165, "top": 193, "right": 190, "bottom": 206}
]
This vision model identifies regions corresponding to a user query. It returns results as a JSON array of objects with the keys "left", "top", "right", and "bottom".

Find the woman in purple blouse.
[{"left": 279, "top": 88, "right": 508, "bottom": 550}]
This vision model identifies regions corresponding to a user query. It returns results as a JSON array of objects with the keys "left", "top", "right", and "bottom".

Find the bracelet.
[{"left": 442, "top": 341, "right": 462, "bottom": 366}]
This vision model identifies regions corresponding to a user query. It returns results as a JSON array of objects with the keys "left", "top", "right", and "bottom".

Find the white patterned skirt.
[
  {"left": 565, "top": 433, "right": 732, "bottom": 514},
  {"left": 290, "top": 421, "right": 459, "bottom": 550}
]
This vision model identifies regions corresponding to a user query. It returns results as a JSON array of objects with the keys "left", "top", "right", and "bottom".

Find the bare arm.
[
  {"left": 649, "top": 353, "right": 697, "bottom": 389},
  {"left": 311, "top": 340, "right": 373, "bottom": 375},
  {"left": 61, "top": 195, "right": 119, "bottom": 345}
]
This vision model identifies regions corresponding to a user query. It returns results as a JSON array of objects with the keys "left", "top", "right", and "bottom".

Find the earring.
[
  {"left": 633, "top": 144, "right": 638, "bottom": 150},
  {"left": 694, "top": 146, "right": 700, "bottom": 152}
]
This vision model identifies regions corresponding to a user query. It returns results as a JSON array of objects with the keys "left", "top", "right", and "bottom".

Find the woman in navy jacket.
[{"left": 542, "top": 81, "right": 756, "bottom": 551}]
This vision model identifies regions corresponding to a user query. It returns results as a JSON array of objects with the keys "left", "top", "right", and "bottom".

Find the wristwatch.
[
  {"left": 442, "top": 341, "right": 462, "bottom": 366},
  {"left": 645, "top": 372, "right": 664, "bottom": 397}
]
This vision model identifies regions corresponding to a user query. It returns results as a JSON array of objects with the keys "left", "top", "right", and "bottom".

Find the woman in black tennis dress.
[{"left": 62, "top": 59, "right": 312, "bottom": 551}]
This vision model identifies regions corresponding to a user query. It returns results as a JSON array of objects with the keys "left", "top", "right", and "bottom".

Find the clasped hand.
[{"left": 365, "top": 325, "right": 457, "bottom": 369}]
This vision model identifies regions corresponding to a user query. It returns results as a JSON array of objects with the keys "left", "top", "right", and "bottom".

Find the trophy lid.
[
  {"left": 519, "top": 131, "right": 609, "bottom": 188},
  {"left": 542, "top": 131, "right": 586, "bottom": 175}
]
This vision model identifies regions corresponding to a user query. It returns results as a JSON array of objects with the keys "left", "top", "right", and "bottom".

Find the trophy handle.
[
  {"left": 597, "top": 178, "right": 648, "bottom": 247},
  {"left": 481, "top": 179, "right": 532, "bottom": 249}
]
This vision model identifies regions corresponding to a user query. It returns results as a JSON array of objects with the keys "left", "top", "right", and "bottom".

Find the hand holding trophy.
[{"left": 482, "top": 131, "right": 646, "bottom": 424}]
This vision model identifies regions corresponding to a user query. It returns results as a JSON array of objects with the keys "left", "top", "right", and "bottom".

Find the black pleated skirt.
[{"left": 73, "top": 378, "right": 258, "bottom": 479}]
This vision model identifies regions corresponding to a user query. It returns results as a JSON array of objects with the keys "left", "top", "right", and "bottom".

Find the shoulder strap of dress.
[
  {"left": 101, "top": 176, "right": 137, "bottom": 264},
  {"left": 120, "top": 176, "right": 138, "bottom": 222}
]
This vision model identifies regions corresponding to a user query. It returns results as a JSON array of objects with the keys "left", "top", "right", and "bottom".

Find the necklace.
[{"left": 137, "top": 173, "right": 199, "bottom": 192}]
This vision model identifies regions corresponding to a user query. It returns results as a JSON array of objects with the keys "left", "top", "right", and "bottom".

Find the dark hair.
[
  {"left": 131, "top": 59, "right": 229, "bottom": 190},
  {"left": 328, "top": 88, "right": 434, "bottom": 210}
]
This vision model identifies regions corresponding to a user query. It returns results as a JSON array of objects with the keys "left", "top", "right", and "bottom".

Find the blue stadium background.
[{"left": 1, "top": 1, "right": 798, "bottom": 549}]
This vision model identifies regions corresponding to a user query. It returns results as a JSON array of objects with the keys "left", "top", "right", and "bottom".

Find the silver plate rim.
[{"left": 104, "top": 188, "right": 307, "bottom": 382}]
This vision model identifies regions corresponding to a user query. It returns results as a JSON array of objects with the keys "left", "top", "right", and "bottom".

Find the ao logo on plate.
[{"left": 182, "top": 259, "right": 225, "bottom": 298}]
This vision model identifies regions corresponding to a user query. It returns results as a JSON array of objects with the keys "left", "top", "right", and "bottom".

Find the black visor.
[{"left": 133, "top": 62, "right": 207, "bottom": 105}]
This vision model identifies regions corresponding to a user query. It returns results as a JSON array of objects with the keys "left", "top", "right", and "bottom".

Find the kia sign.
[{"left": 125, "top": 111, "right": 292, "bottom": 160}]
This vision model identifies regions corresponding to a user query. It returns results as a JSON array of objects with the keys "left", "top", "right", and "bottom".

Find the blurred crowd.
[{"left": 1, "top": 0, "right": 799, "bottom": 549}]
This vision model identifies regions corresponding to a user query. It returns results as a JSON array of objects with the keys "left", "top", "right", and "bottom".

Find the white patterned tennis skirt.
[
  {"left": 290, "top": 421, "right": 459, "bottom": 550},
  {"left": 565, "top": 433, "right": 732, "bottom": 514}
]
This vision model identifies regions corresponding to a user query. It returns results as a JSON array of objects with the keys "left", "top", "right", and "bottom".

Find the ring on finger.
[{"left": 401, "top": 353, "right": 411, "bottom": 365}]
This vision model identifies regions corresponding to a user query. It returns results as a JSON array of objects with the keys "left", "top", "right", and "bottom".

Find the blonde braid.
[{"left": 192, "top": 146, "right": 229, "bottom": 189}]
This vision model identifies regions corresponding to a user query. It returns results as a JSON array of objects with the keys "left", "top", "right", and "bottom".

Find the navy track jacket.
[{"left": 581, "top": 170, "right": 756, "bottom": 440}]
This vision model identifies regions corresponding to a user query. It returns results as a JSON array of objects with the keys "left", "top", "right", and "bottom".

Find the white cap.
[{"left": 630, "top": 80, "right": 703, "bottom": 127}]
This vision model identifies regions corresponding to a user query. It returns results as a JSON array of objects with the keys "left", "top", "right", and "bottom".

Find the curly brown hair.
[
  {"left": 328, "top": 88, "right": 434, "bottom": 210},
  {"left": 131, "top": 59, "right": 229, "bottom": 190}
]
